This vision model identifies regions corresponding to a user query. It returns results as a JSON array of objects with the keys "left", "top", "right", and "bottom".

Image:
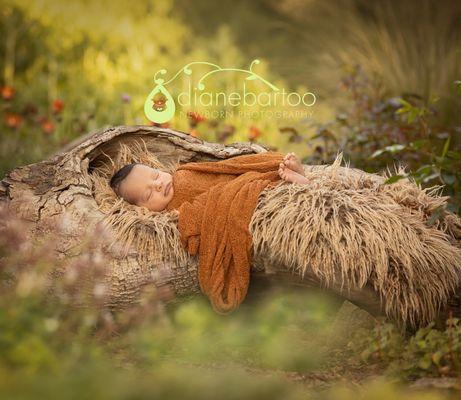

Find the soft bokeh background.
[{"left": 1, "top": 0, "right": 460, "bottom": 398}]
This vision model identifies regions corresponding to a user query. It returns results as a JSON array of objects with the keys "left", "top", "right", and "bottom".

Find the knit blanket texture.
[{"left": 165, "top": 151, "right": 285, "bottom": 313}]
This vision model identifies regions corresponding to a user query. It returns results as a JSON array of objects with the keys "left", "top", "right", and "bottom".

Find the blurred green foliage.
[
  {"left": 348, "top": 317, "right": 461, "bottom": 380},
  {"left": 0, "top": 0, "right": 319, "bottom": 176},
  {"left": 1, "top": 0, "right": 460, "bottom": 218},
  {"left": 297, "top": 64, "right": 461, "bottom": 213},
  {"left": 1, "top": 200, "right": 460, "bottom": 398}
]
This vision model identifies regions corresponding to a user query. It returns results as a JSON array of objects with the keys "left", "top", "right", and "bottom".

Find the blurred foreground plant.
[
  {"left": 0, "top": 203, "right": 168, "bottom": 374},
  {"left": 348, "top": 315, "right": 461, "bottom": 380},
  {"left": 1, "top": 202, "right": 460, "bottom": 398}
]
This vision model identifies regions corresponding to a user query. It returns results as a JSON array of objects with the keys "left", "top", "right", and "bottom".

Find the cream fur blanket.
[{"left": 90, "top": 141, "right": 461, "bottom": 328}]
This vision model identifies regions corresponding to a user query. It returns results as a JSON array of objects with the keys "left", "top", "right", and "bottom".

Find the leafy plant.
[
  {"left": 305, "top": 65, "right": 461, "bottom": 213},
  {"left": 348, "top": 315, "right": 461, "bottom": 380}
]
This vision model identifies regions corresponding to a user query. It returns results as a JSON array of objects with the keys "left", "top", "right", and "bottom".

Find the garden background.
[{"left": 1, "top": 0, "right": 461, "bottom": 398}]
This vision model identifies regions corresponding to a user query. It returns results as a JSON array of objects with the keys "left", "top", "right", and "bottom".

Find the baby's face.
[{"left": 118, "top": 164, "right": 174, "bottom": 212}]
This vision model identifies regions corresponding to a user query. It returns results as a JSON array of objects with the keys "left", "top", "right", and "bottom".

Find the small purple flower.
[{"left": 121, "top": 93, "right": 131, "bottom": 103}]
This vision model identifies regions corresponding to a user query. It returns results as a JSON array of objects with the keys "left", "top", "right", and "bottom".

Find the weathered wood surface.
[{"left": 1, "top": 125, "right": 459, "bottom": 327}]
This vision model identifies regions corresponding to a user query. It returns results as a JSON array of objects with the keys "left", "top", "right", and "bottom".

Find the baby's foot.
[
  {"left": 283, "top": 152, "right": 305, "bottom": 177},
  {"left": 278, "top": 162, "right": 310, "bottom": 184}
]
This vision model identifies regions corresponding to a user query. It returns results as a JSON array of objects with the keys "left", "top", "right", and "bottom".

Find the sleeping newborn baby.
[
  {"left": 110, "top": 152, "right": 307, "bottom": 212},
  {"left": 110, "top": 163, "right": 174, "bottom": 212}
]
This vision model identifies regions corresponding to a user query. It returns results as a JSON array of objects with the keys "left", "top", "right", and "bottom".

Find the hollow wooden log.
[{"left": 1, "top": 125, "right": 459, "bottom": 327}]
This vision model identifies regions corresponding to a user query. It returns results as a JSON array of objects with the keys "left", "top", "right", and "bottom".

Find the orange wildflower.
[
  {"left": 52, "top": 99, "right": 65, "bottom": 113},
  {"left": 248, "top": 125, "right": 262, "bottom": 140},
  {"left": 41, "top": 119, "right": 55, "bottom": 135},
  {"left": 1, "top": 85, "right": 15, "bottom": 100},
  {"left": 4, "top": 112, "right": 23, "bottom": 129},
  {"left": 187, "top": 111, "right": 207, "bottom": 123}
]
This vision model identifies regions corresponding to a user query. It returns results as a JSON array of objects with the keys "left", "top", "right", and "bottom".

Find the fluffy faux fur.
[
  {"left": 89, "top": 139, "right": 461, "bottom": 328},
  {"left": 250, "top": 153, "right": 461, "bottom": 328},
  {"left": 89, "top": 139, "right": 190, "bottom": 268}
]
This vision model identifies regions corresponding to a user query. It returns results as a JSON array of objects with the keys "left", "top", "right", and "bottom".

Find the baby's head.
[{"left": 109, "top": 163, "right": 174, "bottom": 212}]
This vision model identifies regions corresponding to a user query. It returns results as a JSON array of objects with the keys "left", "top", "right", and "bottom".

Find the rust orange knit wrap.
[{"left": 165, "top": 151, "right": 285, "bottom": 313}]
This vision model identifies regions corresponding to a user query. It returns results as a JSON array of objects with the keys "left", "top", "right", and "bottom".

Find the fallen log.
[{"left": 1, "top": 125, "right": 460, "bottom": 331}]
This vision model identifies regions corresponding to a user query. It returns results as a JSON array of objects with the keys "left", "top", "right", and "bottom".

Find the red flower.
[
  {"left": 248, "top": 125, "right": 262, "bottom": 141},
  {"left": 1, "top": 85, "right": 15, "bottom": 100},
  {"left": 187, "top": 111, "right": 207, "bottom": 123},
  {"left": 52, "top": 99, "right": 64, "bottom": 114},
  {"left": 41, "top": 119, "right": 55, "bottom": 135},
  {"left": 4, "top": 112, "right": 23, "bottom": 129}
]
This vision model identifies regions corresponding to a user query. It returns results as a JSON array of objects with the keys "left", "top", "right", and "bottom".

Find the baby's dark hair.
[{"left": 109, "top": 163, "right": 140, "bottom": 200}]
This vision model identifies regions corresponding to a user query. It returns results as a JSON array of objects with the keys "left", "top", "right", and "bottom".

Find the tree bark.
[{"left": 1, "top": 125, "right": 459, "bottom": 327}]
